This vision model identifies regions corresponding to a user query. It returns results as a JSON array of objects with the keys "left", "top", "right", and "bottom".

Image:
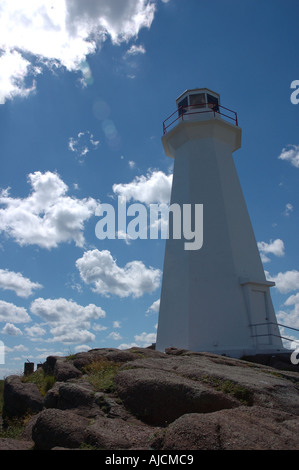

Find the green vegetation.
[
  {"left": 200, "top": 374, "right": 253, "bottom": 405},
  {"left": 21, "top": 368, "right": 56, "bottom": 396},
  {"left": 0, "top": 415, "right": 32, "bottom": 439},
  {"left": 83, "top": 358, "right": 122, "bottom": 392}
]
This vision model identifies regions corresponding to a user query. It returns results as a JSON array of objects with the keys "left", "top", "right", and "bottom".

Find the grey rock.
[
  {"left": 32, "top": 408, "right": 90, "bottom": 450},
  {"left": 0, "top": 438, "right": 34, "bottom": 450},
  {"left": 3, "top": 348, "right": 299, "bottom": 450},
  {"left": 43, "top": 355, "right": 82, "bottom": 381},
  {"left": 162, "top": 406, "right": 299, "bottom": 450},
  {"left": 114, "top": 367, "right": 238, "bottom": 425},
  {"left": 119, "top": 353, "right": 299, "bottom": 415},
  {"left": 2, "top": 375, "right": 43, "bottom": 419},
  {"left": 84, "top": 415, "right": 158, "bottom": 450}
]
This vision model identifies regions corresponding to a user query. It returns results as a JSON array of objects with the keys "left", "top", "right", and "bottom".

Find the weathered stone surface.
[
  {"left": 72, "top": 347, "right": 165, "bottom": 371},
  {"left": 84, "top": 415, "right": 158, "bottom": 450},
  {"left": 32, "top": 409, "right": 90, "bottom": 450},
  {"left": 0, "top": 438, "right": 34, "bottom": 450},
  {"left": 43, "top": 381, "right": 63, "bottom": 409},
  {"left": 114, "top": 367, "right": 239, "bottom": 425},
  {"left": 162, "top": 406, "right": 299, "bottom": 450},
  {"left": 2, "top": 348, "right": 299, "bottom": 450},
  {"left": 3, "top": 375, "right": 43, "bottom": 419},
  {"left": 119, "top": 352, "right": 299, "bottom": 415},
  {"left": 43, "top": 355, "right": 82, "bottom": 381}
]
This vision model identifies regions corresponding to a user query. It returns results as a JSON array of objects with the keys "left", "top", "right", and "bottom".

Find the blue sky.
[{"left": 0, "top": 0, "right": 299, "bottom": 378}]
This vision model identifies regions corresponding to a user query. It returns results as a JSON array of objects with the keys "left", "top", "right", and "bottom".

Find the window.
[
  {"left": 189, "top": 93, "right": 205, "bottom": 108},
  {"left": 178, "top": 96, "right": 188, "bottom": 116},
  {"left": 207, "top": 94, "right": 219, "bottom": 111}
]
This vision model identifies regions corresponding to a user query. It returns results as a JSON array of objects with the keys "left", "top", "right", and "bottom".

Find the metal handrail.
[
  {"left": 249, "top": 321, "right": 299, "bottom": 332},
  {"left": 163, "top": 102, "right": 239, "bottom": 135},
  {"left": 249, "top": 321, "right": 299, "bottom": 345}
]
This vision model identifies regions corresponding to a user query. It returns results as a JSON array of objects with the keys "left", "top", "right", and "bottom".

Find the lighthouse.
[{"left": 156, "top": 88, "right": 284, "bottom": 358}]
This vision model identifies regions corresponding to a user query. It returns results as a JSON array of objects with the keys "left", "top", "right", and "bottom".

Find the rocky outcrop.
[
  {"left": 2, "top": 375, "right": 43, "bottom": 419},
  {"left": 162, "top": 406, "right": 299, "bottom": 450},
  {"left": 114, "top": 367, "right": 239, "bottom": 425},
  {"left": 1, "top": 347, "right": 299, "bottom": 450}
]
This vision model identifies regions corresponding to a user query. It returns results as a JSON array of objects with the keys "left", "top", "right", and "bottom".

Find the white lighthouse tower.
[{"left": 156, "top": 88, "right": 284, "bottom": 358}]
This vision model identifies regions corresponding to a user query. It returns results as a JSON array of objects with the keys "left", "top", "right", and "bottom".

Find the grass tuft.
[
  {"left": 83, "top": 359, "right": 122, "bottom": 392},
  {"left": 21, "top": 368, "right": 56, "bottom": 396}
]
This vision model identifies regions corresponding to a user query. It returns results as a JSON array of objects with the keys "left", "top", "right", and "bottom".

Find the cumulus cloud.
[
  {"left": 0, "top": 0, "right": 157, "bottom": 103},
  {"left": 257, "top": 239, "right": 285, "bottom": 263},
  {"left": 146, "top": 299, "right": 160, "bottom": 315},
  {"left": 0, "top": 268, "right": 42, "bottom": 298},
  {"left": 119, "top": 330, "right": 156, "bottom": 349},
  {"left": 76, "top": 249, "right": 161, "bottom": 298},
  {"left": 278, "top": 145, "right": 299, "bottom": 168},
  {"left": 1, "top": 323, "right": 23, "bottom": 336},
  {"left": 134, "top": 331, "right": 156, "bottom": 345},
  {"left": 30, "top": 297, "right": 106, "bottom": 344},
  {"left": 0, "top": 50, "right": 39, "bottom": 104},
  {"left": 266, "top": 270, "right": 299, "bottom": 294},
  {"left": 24, "top": 324, "right": 47, "bottom": 339},
  {"left": 107, "top": 331, "right": 122, "bottom": 341},
  {"left": 113, "top": 169, "right": 173, "bottom": 205},
  {"left": 0, "top": 171, "right": 100, "bottom": 249},
  {"left": 277, "top": 293, "right": 299, "bottom": 332},
  {"left": 0, "top": 300, "right": 31, "bottom": 323}
]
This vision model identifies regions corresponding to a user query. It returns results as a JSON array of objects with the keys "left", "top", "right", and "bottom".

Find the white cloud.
[
  {"left": 278, "top": 145, "right": 299, "bottom": 168},
  {"left": 277, "top": 307, "right": 299, "bottom": 332},
  {"left": 0, "top": 171, "right": 100, "bottom": 249},
  {"left": 92, "top": 323, "right": 108, "bottom": 332},
  {"left": 113, "top": 169, "right": 173, "bottom": 205},
  {"left": 48, "top": 325, "right": 96, "bottom": 344},
  {"left": 146, "top": 299, "right": 160, "bottom": 315},
  {"left": 0, "top": 300, "right": 31, "bottom": 323},
  {"left": 0, "top": 50, "right": 38, "bottom": 104},
  {"left": 74, "top": 344, "right": 91, "bottom": 352},
  {"left": 30, "top": 297, "right": 106, "bottom": 344},
  {"left": 0, "top": 268, "right": 42, "bottom": 298},
  {"left": 266, "top": 270, "right": 299, "bottom": 294},
  {"left": 30, "top": 297, "right": 105, "bottom": 325},
  {"left": 76, "top": 249, "right": 161, "bottom": 298},
  {"left": 125, "top": 44, "right": 146, "bottom": 56},
  {"left": 257, "top": 239, "right": 285, "bottom": 263},
  {"left": 68, "top": 130, "right": 100, "bottom": 162},
  {"left": 119, "top": 330, "right": 156, "bottom": 349},
  {"left": 107, "top": 331, "right": 122, "bottom": 341},
  {"left": 113, "top": 321, "right": 121, "bottom": 328},
  {"left": 283, "top": 203, "right": 294, "bottom": 216},
  {"left": 285, "top": 293, "right": 299, "bottom": 306},
  {"left": 128, "top": 160, "right": 136, "bottom": 169},
  {"left": 134, "top": 331, "right": 156, "bottom": 345},
  {"left": 1, "top": 323, "right": 23, "bottom": 336},
  {"left": 0, "top": 0, "right": 156, "bottom": 103},
  {"left": 24, "top": 324, "right": 47, "bottom": 338}
]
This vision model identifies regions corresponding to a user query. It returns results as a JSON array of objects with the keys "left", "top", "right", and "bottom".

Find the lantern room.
[
  {"left": 162, "top": 88, "right": 238, "bottom": 135},
  {"left": 176, "top": 88, "right": 220, "bottom": 116}
]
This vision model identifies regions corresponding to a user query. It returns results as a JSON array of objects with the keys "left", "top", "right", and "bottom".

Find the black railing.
[{"left": 163, "top": 102, "right": 239, "bottom": 135}]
